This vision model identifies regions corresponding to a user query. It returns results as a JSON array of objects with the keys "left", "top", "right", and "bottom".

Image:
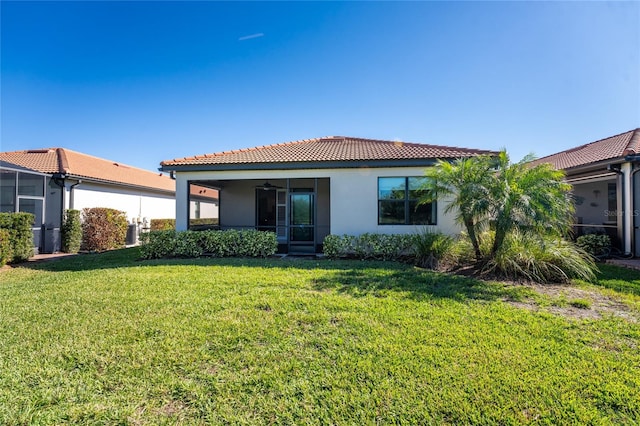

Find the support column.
[
  {"left": 622, "top": 163, "right": 633, "bottom": 254},
  {"left": 175, "top": 175, "right": 189, "bottom": 231}
]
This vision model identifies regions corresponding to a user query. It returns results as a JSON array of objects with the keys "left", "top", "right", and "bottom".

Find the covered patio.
[
  {"left": 187, "top": 177, "right": 330, "bottom": 254},
  {"left": 530, "top": 128, "right": 640, "bottom": 256}
]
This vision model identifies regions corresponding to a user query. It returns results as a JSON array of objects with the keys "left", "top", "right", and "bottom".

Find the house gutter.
[
  {"left": 52, "top": 173, "right": 67, "bottom": 229},
  {"left": 623, "top": 154, "right": 640, "bottom": 256},
  {"left": 609, "top": 162, "right": 637, "bottom": 255},
  {"left": 69, "top": 180, "right": 82, "bottom": 210}
]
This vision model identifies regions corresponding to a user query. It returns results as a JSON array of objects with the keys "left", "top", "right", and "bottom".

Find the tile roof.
[
  {"left": 0, "top": 148, "right": 175, "bottom": 192},
  {"left": 161, "top": 136, "right": 497, "bottom": 168},
  {"left": 529, "top": 128, "right": 640, "bottom": 170}
]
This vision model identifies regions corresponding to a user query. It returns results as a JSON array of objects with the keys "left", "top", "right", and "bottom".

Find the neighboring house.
[
  {"left": 160, "top": 136, "right": 496, "bottom": 254},
  {"left": 530, "top": 128, "right": 640, "bottom": 256},
  {"left": 0, "top": 148, "right": 218, "bottom": 253}
]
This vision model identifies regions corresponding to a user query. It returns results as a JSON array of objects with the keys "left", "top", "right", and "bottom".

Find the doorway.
[{"left": 289, "top": 192, "right": 315, "bottom": 253}]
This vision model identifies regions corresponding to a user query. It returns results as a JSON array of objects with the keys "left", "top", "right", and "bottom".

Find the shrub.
[
  {"left": 81, "top": 208, "right": 128, "bottom": 252},
  {"left": 322, "top": 234, "right": 354, "bottom": 258},
  {"left": 139, "top": 230, "right": 176, "bottom": 259},
  {"left": 173, "top": 231, "right": 204, "bottom": 258},
  {"left": 139, "top": 229, "right": 277, "bottom": 260},
  {"left": 576, "top": 234, "right": 611, "bottom": 258},
  {"left": 61, "top": 209, "right": 82, "bottom": 253},
  {"left": 237, "top": 230, "right": 278, "bottom": 257},
  {"left": 150, "top": 219, "right": 176, "bottom": 231},
  {"left": 0, "top": 228, "right": 12, "bottom": 266},
  {"left": 0, "top": 212, "right": 34, "bottom": 263},
  {"left": 483, "top": 231, "right": 597, "bottom": 283},
  {"left": 323, "top": 233, "right": 414, "bottom": 261},
  {"left": 412, "top": 230, "right": 454, "bottom": 270},
  {"left": 199, "top": 229, "right": 239, "bottom": 257}
]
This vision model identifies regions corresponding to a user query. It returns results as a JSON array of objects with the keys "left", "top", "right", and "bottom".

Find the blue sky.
[{"left": 2, "top": 1, "right": 639, "bottom": 172}]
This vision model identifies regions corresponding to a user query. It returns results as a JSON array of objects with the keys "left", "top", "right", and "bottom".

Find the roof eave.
[
  {"left": 159, "top": 156, "right": 492, "bottom": 173},
  {"left": 64, "top": 174, "right": 175, "bottom": 195},
  {"left": 561, "top": 157, "right": 628, "bottom": 176}
]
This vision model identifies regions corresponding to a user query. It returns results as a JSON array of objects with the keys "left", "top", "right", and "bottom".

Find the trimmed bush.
[
  {"left": 139, "top": 230, "right": 176, "bottom": 259},
  {"left": 0, "top": 228, "right": 12, "bottom": 266},
  {"left": 576, "top": 234, "right": 611, "bottom": 258},
  {"left": 81, "top": 208, "right": 128, "bottom": 252},
  {"left": 139, "top": 229, "right": 277, "bottom": 260},
  {"left": 0, "top": 212, "right": 34, "bottom": 263},
  {"left": 61, "top": 209, "right": 82, "bottom": 253},
  {"left": 322, "top": 234, "right": 354, "bottom": 259},
  {"left": 150, "top": 219, "right": 176, "bottom": 231},
  {"left": 323, "top": 233, "right": 415, "bottom": 261}
]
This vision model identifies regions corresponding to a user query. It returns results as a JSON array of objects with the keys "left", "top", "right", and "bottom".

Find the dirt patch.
[
  {"left": 505, "top": 282, "right": 638, "bottom": 322},
  {"left": 155, "top": 400, "right": 189, "bottom": 418}
]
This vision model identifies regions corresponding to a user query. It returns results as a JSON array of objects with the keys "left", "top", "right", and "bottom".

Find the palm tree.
[
  {"left": 421, "top": 154, "right": 496, "bottom": 261},
  {"left": 422, "top": 150, "right": 574, "bottom": 262},
  {"left": 488, "top": 151, "right": 573, "bottom": 257}
]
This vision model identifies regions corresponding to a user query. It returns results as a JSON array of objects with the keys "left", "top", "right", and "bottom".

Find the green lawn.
[{"left": 1, "top": 249, "right": 639, "bottom": 424}]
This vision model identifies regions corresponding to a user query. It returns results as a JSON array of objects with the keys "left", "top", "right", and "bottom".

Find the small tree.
[
  {"left": 488, "top": 151, "right": 574, "bottom": 257},
  {"left": 81, "top": 208, "right": 128, "bottom": 252},
  {"left": 421, "top": 150, "right": 594, "bottom": 282},
  {"left": 421, "top": 154, "right": 495, "bottom": 261},
  {"left": 61, "top": 209, "right": 82, "bottom": 253}
]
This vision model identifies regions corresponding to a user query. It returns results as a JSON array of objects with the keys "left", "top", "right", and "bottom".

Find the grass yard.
[{"left": 1, "top": 249, "right": 639, "bottom": 424}]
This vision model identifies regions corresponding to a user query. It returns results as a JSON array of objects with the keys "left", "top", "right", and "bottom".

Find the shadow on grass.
[
  {"left": 19, "top": 248, "right": 525, "bottom": 303},
  {"left": 311, "top": 267, "right": 526, "bottom": 303},
  {"left": 20, "top": 248, "right": 319, "bottom": 272},
  {"left": 593, "top": 264, "right": 640, "bottom": 296}
]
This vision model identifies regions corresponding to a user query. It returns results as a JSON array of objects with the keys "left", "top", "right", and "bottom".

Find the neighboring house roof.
[
  {"left": 160, "top": 136, "right": 497, "bottom": 170},
  {"left": 0, "top": 148, "right": 175, "bottom": 192},
  {"left": 529, "top": 128, "right": 640, "bottom": 171},
  {"left": 190, "top": 184, "right": 218, "bottom": 202}
]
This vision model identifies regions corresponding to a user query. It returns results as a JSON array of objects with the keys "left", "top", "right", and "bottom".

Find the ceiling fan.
[{"left": 255, "top": 181, "right": 282, "bottom": 191}]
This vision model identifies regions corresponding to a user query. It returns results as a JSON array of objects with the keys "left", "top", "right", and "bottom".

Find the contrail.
[{"left": 239, "top": 33, "right": 264, "bottom": 41}]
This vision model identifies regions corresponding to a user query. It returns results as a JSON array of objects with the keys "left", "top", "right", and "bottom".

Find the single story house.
[
  {"left": 0, "top": 148, "right": 218, "bottom": 253},
  {"left": 530, "top": 128, "right": 640, "bottom": 256},
  {"left": 160, "top": 136, "right": 496, "bottom": 254}
]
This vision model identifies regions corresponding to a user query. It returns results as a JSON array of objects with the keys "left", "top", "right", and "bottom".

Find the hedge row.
[
  {"left": 150, "top": 219, "right": 175, "bottom": 231},
  {"left": 0, "top": 212, "right": 35, "bottom": 265},
  {"left": 139, "top": 229, "right": 277, "bottom": 259},
  {"left": 81, "top": 208, "right": 128, "bottom": 252},
  {"left": 322, "top": 233, "right": 417, "bottom": 261},
  {"left": 150, "top": 218, "right": 220, "bottom": 231}
]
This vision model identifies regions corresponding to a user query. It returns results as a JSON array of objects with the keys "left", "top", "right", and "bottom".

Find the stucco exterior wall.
[
  {"left": 189, "top": 200, "right": 218, "bottom": 219},
  {"left": 174, "top": 166, "right": 460, "bottom": 236},
  {"left": 68, "top": 181, "right": 175, "bottom": 222}
]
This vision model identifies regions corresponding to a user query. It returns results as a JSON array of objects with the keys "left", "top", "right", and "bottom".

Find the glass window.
[
  {"left": 408, "top": 177, "right": 429, "bottom": 199},
  {"left": 18, "top": 172, "right": 44, "bottom": 197},
  {"left": 18, "top": 198, "right": 42, "bottom": 227},
  {"left": 379, "top": 200, "right": 406, "bottom": 224},
  {"left": 0, "top": 170, "right": 16, "bottom": 212},
  {"left": 378, "top": 177, "right": 406, "bottom": 200},
  {"left": 378, "top": 177, "right": 436, "bottom": 225}
]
